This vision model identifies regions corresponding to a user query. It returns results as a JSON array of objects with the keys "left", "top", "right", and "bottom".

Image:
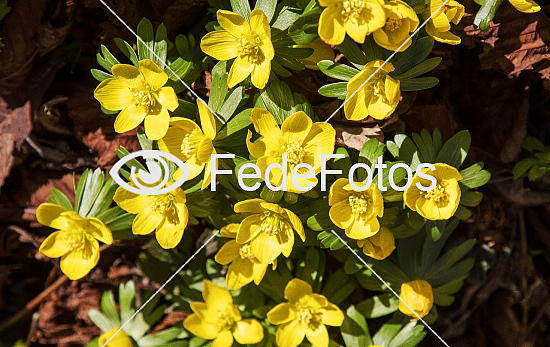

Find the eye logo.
[{"left": 110, "top": 150, "right": 190, "bottom": 195}]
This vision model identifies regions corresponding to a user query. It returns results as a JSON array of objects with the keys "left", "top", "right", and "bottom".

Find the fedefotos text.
[{"left": 209, "top": 154, "right": 437, "bottom": 193}]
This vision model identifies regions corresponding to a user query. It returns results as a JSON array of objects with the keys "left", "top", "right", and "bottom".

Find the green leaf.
[
  {"left": 460, "top": 190, "right": 483, "bottom": 207},
  {"left": 49, "top": 188, "right": 73, "bottom": 211},
  {"left": 88, "top": 309, "right": 116, "bottom": 332},
  {"left": 388, "top": 322, "right": 426, "bottom": 347},
  {"left": 394, "top": 57, "right": 442, "bottom": 80},
  {"left": 399, "top": 77, "right": 439, "bottom": 91},
  {"left": 460, "top": 162, "right": 491, "bottom": 188},
  {"left": 287, "top": 7, "right": 322, "bottom": 44},
  {"left": 473, "top": 0, "right": 503, "bottom": 31},
  {"left": 78, "top": 169, "right": 105, "bottom": 217},
  {"left": 307, "top": 199, "right": 335, "bottom": 231},
  {"left": 74, "top": 170, "right": 89, "bottom": 213},
  {"left": 96, "top": 45, "right": 120, "bottom": 71},
  {"left": 114, "top": 38, "right": 139, "bottom": 66},
  {"left": 318, "top": 60, "right": 360, "bottom": 81},
  {"left": 372, "top": 315, "right": 405, "bottom": 346},
  {"left": 219, "top": 86, "right": 244, "bottom": 120},
  {"left": 119, "top": 281, "right": 136, "bottom": 324},
  {"left": 317, "top": 231, "right": 346, "bottom": 250},
  {"left": 391, "top": 37, "right": 434, "bottom": 76},
  {"left": 427, "top": 239, "right": 476, "bottom": 281},
  {"left": 341, "top": 305, "right": 372, "bottom": 347},
  {"left": 318, "top": 82, "right": 347, "bottom": 100},
  {"left": 428, "top": 258, "right": 475, "bottom": 287},
  {"left": 357, "top": 293, "right": 400, "bottom": 318},
  {"left": 137, "top": 18, "right": 155, "bottom": 61},
  {"left": 91, "top": 69, "right": 112, "bottom": 82},
  {"left": 513, "top": 158, "right": 537, "bottom": 179},
  {"left": 231, "top": 0, "right": 252, "bottom": 19},
  {"left": 435, "top": 130, "right": 471, "bottom": 168},
  {"left": 296, "top": 247, "right": 321, "bottom": 286},
  {"left": 454, "top": 204, "right": 472, "bottom": 220},
  {"left": 321, "top": 268, "right": 356, "bottom": 305},
  {"left": 138, "top": 327, "right": 183, "bottom": 347},
  {"left": 255, "top": 0, "right": 277, "bottom": 21},
  {"left": 153, "top": 23, "right": 168, "bottom": 65},
  {"left": 362, "top": 35, "right": 389, "bottom": 62},
  {"left": 338, "top": 36, "right": 368, "bottom": 69},
  {"left": 100, "top": 290, "right": 121, "bottom": 326},
  {"left": 209, "top": 61, "right": 229, "bottom": 112},
  {"left": 359, "top": 138, "right": 386, "bottom": 167},
  {"left": 522, "top": 136, "right": 546, "bottom": 152}
]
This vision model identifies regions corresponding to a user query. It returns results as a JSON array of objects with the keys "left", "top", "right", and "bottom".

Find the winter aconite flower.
[
  {"left": 295, "top": 39, "right": 335, "bottom": 70},
  {"left": 423, "top": 0, "right": 465, "bottom": 45},
  {"left": 328, "top": 178, "right": 384, "bottom": 239},
  {"left": 200, "top": 9, "right": 274, "bottom": 89},
  {"left": 246, "top": 109, "right": 336, "bottom": 193},
  {"left": 373, "top": 1, "right": 419, "bottom": 51},
  {"left": 94, "top": 59, "right": 178, "bottom": 140},
  {"left": 36, "top": 203, "right": 113, "bottom": 280},
  {"left": 158, "top": 101, "right": 217, "bottom": 190},
  {"left": 98, "top": 328, "right": 133, "bottom": 347},
  {"left": 404, "top": 163, "right": 462, "bottom": 220},
  {"left": 113, "top": 185, "right": 188, "bottom": 249},
  {"left": 318, "top": 0, "right": 386, "bottom": 45},
  {"left": 234, "top": 199, "right": 305, "bottom": 264},
  {"left": 267, "top": 279, "right": 344, "bottom": 347},
  {"left": 398, "top": 280, "right": 434, "bottom": 319},
  {"left": 357, "top": 226, "right": 395, "bottom": 260},
  {"left": 344, "top": 60, "right": 400, "bottom": 121},
  {"left": 509, "top": 0, "right": 540, "bottom": 13},
  {"left": 215, "top": 223, "right": 276, "bottom": 290},
  {"left": 183, "top": 280, "right": 264, "bottom": 347}
]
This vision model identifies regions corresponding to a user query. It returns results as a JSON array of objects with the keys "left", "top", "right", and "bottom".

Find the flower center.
[
  {"left": 180, "top": 134, "right": 199, "bottom": 160},
  {"left": 236, "top": 36, "right": 262, "bottom": 63},
  {"left": 260, "top": 211, "right": 283, "bottom": 236},
  {"left": 420, "top": 184, "right": 448, "bottom": 203},
  {"left": 348, "top": 191, "right": 372, "bottom": 217},
  {"left": 297, "top": 308, "right": 323, "bottom": 329},
  {"left": 385, "top": 18, "right": 403, "bottom": 31},
  {"left": 152, "top": 193, "right": 180, "bottom": 223},
  {"left": 372, "top": 77, "right": 389, "bottom": 101},
  {"left": 62, "top": 229, "right": 88, "bottom": 251},
  {"left": 216, "top": 311, "right": 236, "bottom": 330},
  {"left": 132, "top": 84, "right": 159, "bottom": 112},
  {"left": 239, "top": 244, "right": 255, "bottom": 260},
  {"left": 340, "top": 0, "right": 367, "bottom": 19},
  {"left": 282, "top": 141, "right": 306, "bottom": 168}
]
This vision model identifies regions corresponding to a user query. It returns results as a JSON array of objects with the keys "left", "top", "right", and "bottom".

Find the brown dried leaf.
[{"left": 334, "top": 124, "right": 384, "bottom": 151}]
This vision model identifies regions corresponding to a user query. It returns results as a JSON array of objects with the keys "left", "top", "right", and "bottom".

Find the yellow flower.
[
  {"left": 36, "top": 203, "right": 113, "bottom": 280},
  {"left": 158, "top": 101, "right": 217, "bottom": 190},
  {"left": 267, "top": 279, "right": 344, "bottom": 347},
  {"left": 246, "top": 109, "right": 336, "bottom": 193},
  {"left": 200, "top": 9, "right": 274, "bottom": 89},
  {"left": 295, "top": 39, "right": 335, "bottom": 70},
  {"left": 509, "top": 0, "right": 540, "bottom": 12},
  {"left": 113, "top": 185, "right": 188, "bottom": 249},
  {"left": 423, "top": 0, "right": 464, "bottom": 45},
  {"left": 215, "top": 223, "right": 276, "bottom": 290},
  {"left": 94, "top": 59, "right": 178, "bottom": 140},
  {"left": 183, "top": 280, "right": 264, "bottom": 347},
  {"left": 373, "top": 1, "right": 419, "bottom": 51},
  {"left": 328, "top": 178, "right": 384, "bottom": 239},
  {"left": 356, "top": 226, "right": 395, "bottom": 260},
  {"left": 404, "top": 163, "right": 462, "bottom": 220},
  {"left": 234, "top": 199, "right": 305, "bottom": 264},
  {"left": 318, "top": 0, "right": 386, "bottom": 45},
  {"left": 398, "top": 280, "right": 434, "bottom": 319},
  {"left": 344, "top": 60, "right": 400, "bottom": 121},
  {"left": 98, "top": 328, "right": 133, "bottom": 347}
]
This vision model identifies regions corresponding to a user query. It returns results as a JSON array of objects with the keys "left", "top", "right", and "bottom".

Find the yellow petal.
[
  {"left": 215, "top": 240, "right": 240, "bottom": 265},
  {"left": 276, "top": 320, "right": 306, "bottom": 347},
  {"left": 203, "top": 279, "right": 234, "bottom": 309},
  {"left": 144, "top": 108, "right": 170, "bottom": 140},
  {"left": 94, "top": 78, "right": 134, "bottom": 111},
  {"left": 318, "top": 6, "right": 346, "bottom": 45},
  {"left": 198, "top": 100, "right": 217, "bottom": 139},
  {"left": 432, "top": 163, "right": 462, "bottom": 181},
  {"left": 285, "top": 278, "right": 312, "bottom": 303},
  {"left": 113, "top": 187, "right": 153, "bottom": 214},
  {"left": 284, "top": 209, "right": 305, "bottom": 241},
  {"left": 234, "top": 199, "right": 266, "bottom": 214},
  {"left": 132, "top": 210, "right": 163, "bottom": 235},
  {"left": 236, "top": 215, "right": 263, "bottom": 244},
  {"left": 250, "top": 108, "right": 281, "bottom": 149},
  {"left": 36, "top": 203, "right": 68, "bottom": 229},
  {"left": 226, "top": 257, "right": 254, "bottom": 289},
  {"left": 251, "top": 58, "right": 271, "bottom": 89},
  {"left": 202, "top": 152, "right": 214, "bottom": 190},
  {"left": 220, "top": 223, "right": 239, "bottom": 238},
  {"left": 253, "top": 261, "right": 269, "bottom": 284},
  {"left": 281, "top": 111, "right": 313, "bottom": 145},
  {"left": 509, "top": 0, "right": 540, "bottom": 12},
  {"left": 86, "top": 217, "right": 113, "bottom": 244},
  {"left": 398, "top": 280, "right": 434, "bottom": 319},
  {"left": 329, "top": 200, "right": 354, "bottom": 229},
  {"left": 306, "top": 324, "right": 329, "bottom": 347},
  {"left": 233, "top": 319, "right": 264, "bottom": 344},
  {"left": 321, "top": 303, "right": 345, "bottom": 326},
  {"left": 303, "top": 123, "right": 336, "bottom": 171},
  {"left": 426, "top": 21, "right": 461, "bottom": 45},
  {"left": 228, "top": 55, "right": 255, "bottom": 88},
  {"left": 114, "top": 104, "right": 147, "bottom": 134},
  {"left": 111, "top": 64, "right": 141, "bottom": 80},
  {"left": 246, "top": 130, "right": 267, "bottom": 158},
  {"left": 200, "top": 30, "right": 239, "bottom": 60},
  {"left": 39, "top": 231, "right": 71, "bottom": 258},
  {"left": 98, "top": 328, "right": 133, "bottom": 347},
  {"left": 59, "top": 239, "right": 100, "bottom": 280},
  {"left": 158, "top": 87, "right": 179, "bottom": 111},
  {"left": 267, "top": 303, "right": 297, "bottom": 325},
  {"left": 250, "top": 231, "right": 282, "bottom": 263},
  {"left": 216, "top": 10, "right": 250, "bottom": 38},
  {"left": 212, "top": 329, "right": 233, "bottom": 347},
  {"left": 155, "top": 210, "right": 187, "bottom": 249},
  {"left": 139, "top": 59, "right": 168, "bottom": 90},
  {"left": 346, "top": 217, "right": 380, "bottom": 239},
  {"left": 328, "top": 178, "right": 350, "bottom": 205},
  {"left": 249, "top": 8, "right": 274, "bottom": 59},
  {"left": 183, "top": 314, "right": 219, "bottom": 339}
]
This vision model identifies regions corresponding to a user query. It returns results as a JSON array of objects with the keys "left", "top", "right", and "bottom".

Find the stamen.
[
  {"left": 384, "top": 18, "right": 403, "bottom": 31},
  {"left": 340, "top": 0, "right": 367, "bottom": 19},
  {"left": 348, "top": 191, "right": 372, "bottom": 217},
  {"left": 282, "top": 141, "right": 306, "bottom": 168},
  {"left": 420, "top": 184, "right": 448, "bottom": 203}
]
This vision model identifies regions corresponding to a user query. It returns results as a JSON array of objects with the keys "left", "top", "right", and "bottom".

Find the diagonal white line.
[
  {"left": 331, "top": 230, "right": 451, "bottom": 347},
  {"left": 97, "top": 0, "right": 226, "bottom": 125},
  {"left": 324, "top": 0, "right": 451, "bottom": 124},
  {"left": 100, "top": 230, "right": 220, "bottom": 347}
]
